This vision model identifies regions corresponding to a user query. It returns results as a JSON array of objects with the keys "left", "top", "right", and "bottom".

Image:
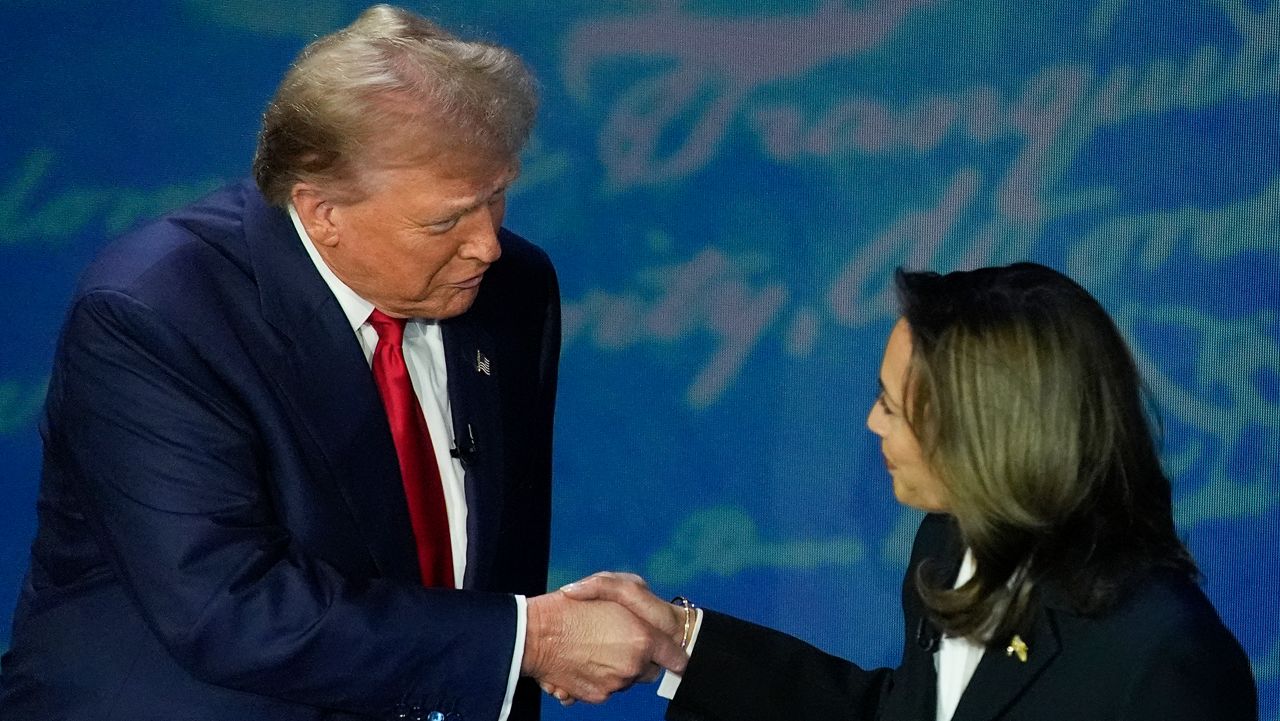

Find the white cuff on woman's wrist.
[{"left": 656, "top": 607, "right": 704, "bottom": 699}]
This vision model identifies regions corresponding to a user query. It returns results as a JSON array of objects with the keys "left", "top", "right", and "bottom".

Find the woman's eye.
[{"left": 877, "top": 391, "right": 894, "bottom": 416}]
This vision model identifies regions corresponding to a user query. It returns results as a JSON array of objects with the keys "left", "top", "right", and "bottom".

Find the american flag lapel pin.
[{"left": 475, "top": 349, "right": 491, "bottom": 375}]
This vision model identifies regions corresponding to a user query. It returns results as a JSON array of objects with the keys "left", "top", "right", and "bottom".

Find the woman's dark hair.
[{"left": 895, "top": 262, "right": 1197, "bottom": 644}]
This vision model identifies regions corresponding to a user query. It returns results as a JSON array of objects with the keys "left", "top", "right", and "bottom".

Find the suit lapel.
[
  {"left": 948, "top": 603, "right": 1062, "bottom": 721},
  {"left": 916, "top": 518, "right": 968, "bottom": 650},
  {"left": 244, "top": 186, "right": 421, "bottom": 583},
  {"left": 887, "top": 516, "right": 969, "bottom": 720},
  {"left": 441, "top": 316, "right": 505, "bottom": 590}
]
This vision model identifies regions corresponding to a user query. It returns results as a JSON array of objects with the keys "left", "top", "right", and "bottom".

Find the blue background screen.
[{"left": 1, "top": 1, "right": 1277, "bottom": 718}]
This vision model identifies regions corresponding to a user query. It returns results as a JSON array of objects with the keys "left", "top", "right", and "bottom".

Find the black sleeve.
[
  {"left": 665, "top": 513, "right": 955, "bottom": 721},
  {"left": 665, "top": 608, "right": 893, "bottom": 721}
]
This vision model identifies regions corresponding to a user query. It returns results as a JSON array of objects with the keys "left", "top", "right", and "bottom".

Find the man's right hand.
[{"left": 522, "top": 588, "right": 688, "bottom": 704}]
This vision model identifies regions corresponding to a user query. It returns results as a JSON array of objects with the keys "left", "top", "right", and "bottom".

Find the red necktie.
[{"left": 367, "top": 309, "right": 455, "bottom": 588}]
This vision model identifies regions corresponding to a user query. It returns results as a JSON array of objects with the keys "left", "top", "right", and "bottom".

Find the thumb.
[
  {"left": 649, "top": 629, "right": 689, "bottom": 675},
  {"left": 560, "top": 571, "right": 635, "bottom": 602},
  {"left": 558, "top": 578, "right": 603, "bottom": 601}
]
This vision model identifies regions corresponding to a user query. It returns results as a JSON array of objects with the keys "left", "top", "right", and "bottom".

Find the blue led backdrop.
[{"left": 1, "top": 1, "right": 1277, "bottom": 718}]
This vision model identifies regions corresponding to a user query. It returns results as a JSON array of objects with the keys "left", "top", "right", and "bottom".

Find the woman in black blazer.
[{"left": 560, "top": 263, "right": 1257, "bottom": 720}]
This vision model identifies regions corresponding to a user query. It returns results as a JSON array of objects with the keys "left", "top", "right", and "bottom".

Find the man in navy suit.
[{"left": 0, "top": 6, "right": 684, "bottom": 720}]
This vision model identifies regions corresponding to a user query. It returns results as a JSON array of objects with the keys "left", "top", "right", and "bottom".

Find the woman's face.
[{"left": 866, "top": 319, "right": 950, "bottom": 513}]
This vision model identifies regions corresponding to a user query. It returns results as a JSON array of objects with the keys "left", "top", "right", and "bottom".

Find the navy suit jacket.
[
  {"left": 668, "top": 514, "right": 1257, "bottom": 721},
  {"left": 0, "top": 180, "right": 560, "bottom": 721}
]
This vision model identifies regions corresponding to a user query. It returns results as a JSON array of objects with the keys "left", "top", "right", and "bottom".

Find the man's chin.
[{"left": 399, "top": 289, "right": 479, "bottom": 320}]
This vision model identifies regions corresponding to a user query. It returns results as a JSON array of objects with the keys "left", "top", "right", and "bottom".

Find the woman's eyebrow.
[{"left": 877, "top": 378, "right": 895, "bottom": 406}]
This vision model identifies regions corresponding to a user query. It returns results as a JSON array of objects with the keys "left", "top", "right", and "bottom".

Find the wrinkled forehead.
[{"left": 344, "top": 131, "right": 518, "bottom": 201}]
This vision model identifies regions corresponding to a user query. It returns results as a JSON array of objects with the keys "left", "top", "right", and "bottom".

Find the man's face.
[{"left": 305, "top": 150, "right": 517, "bottom": 319}]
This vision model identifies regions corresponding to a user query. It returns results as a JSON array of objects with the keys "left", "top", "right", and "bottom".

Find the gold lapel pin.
[{"left": 1006, "top": 635, "right": 1028, "bottom": 663}]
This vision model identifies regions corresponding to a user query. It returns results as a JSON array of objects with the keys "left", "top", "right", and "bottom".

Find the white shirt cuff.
[
  {"left": 498, "top": 594, "right": 527, "bottom": 721},
  {"left": 656, "top": 607, "right": 704, "bottom": 700}
]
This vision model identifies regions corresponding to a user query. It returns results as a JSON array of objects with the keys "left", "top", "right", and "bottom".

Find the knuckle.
[{"left": 623, "top": 658, "right": 645, "bottom": 678}]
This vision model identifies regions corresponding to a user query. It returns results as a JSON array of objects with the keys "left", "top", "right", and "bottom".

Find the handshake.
[{"left": 520, "top": 572, "right": 689, "bottom": 705}]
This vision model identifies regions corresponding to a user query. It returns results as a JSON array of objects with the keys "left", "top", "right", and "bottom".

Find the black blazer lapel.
[
  {"left": 904, "top": 518, "right": 969, "bottom": 718},
  {"left": 911, "top": 515, "right": 968, "bottom": 656},
  {"left": 244, "top": 186, "right": 421, "bottom": 583},
  {"left": 947, "top": 608, "right": 1062, "bottom": 721},
  {"left": 441, "top": 316, "right": 505, "bottom": 590},
  {"left": 913, "top": 517, "right": 1064, "bottom": 721}
]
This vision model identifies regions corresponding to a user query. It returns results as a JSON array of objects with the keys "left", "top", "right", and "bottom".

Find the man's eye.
[{"left": 427, "top": 217, "right": 459, "bottom": 233}]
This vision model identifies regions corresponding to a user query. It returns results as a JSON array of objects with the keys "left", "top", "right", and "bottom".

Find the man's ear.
[{"left": 290, "top": 182, "right": 340, "bottom": 247}]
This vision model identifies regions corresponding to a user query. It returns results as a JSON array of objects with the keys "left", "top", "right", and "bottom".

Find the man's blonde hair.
[{"left": 252, "top": 4, "right": 537, "bottom": 207}]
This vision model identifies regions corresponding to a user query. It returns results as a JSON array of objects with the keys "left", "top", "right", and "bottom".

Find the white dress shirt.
[{"left": 289, "top": 206, "right": 525, "bottom": 721}]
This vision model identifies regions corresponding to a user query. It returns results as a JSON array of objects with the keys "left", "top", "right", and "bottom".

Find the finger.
[
  {"left": 608, "top": 588, "right": 685, "bottom": 638},
  {"left": 563, "top": 576, "right": 673, "bottom": 631},
  {"left": 575, "top": 683, "right": 609, "bottom": 705},
  {"left": 611, "top": 571, "right": 648, "bottom": 588},
  {"left": 638, "top": 661, "right": 662, "bottom": 684}
]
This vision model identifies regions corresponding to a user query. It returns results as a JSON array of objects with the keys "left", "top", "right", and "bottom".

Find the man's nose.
[{"left": 459, "top": 211, "right": 502, "bottom": 264}]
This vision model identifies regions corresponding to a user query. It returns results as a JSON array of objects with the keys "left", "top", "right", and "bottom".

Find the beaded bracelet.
[{"left": 671, "top": 595, "right": 695, "bottom": 649}]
